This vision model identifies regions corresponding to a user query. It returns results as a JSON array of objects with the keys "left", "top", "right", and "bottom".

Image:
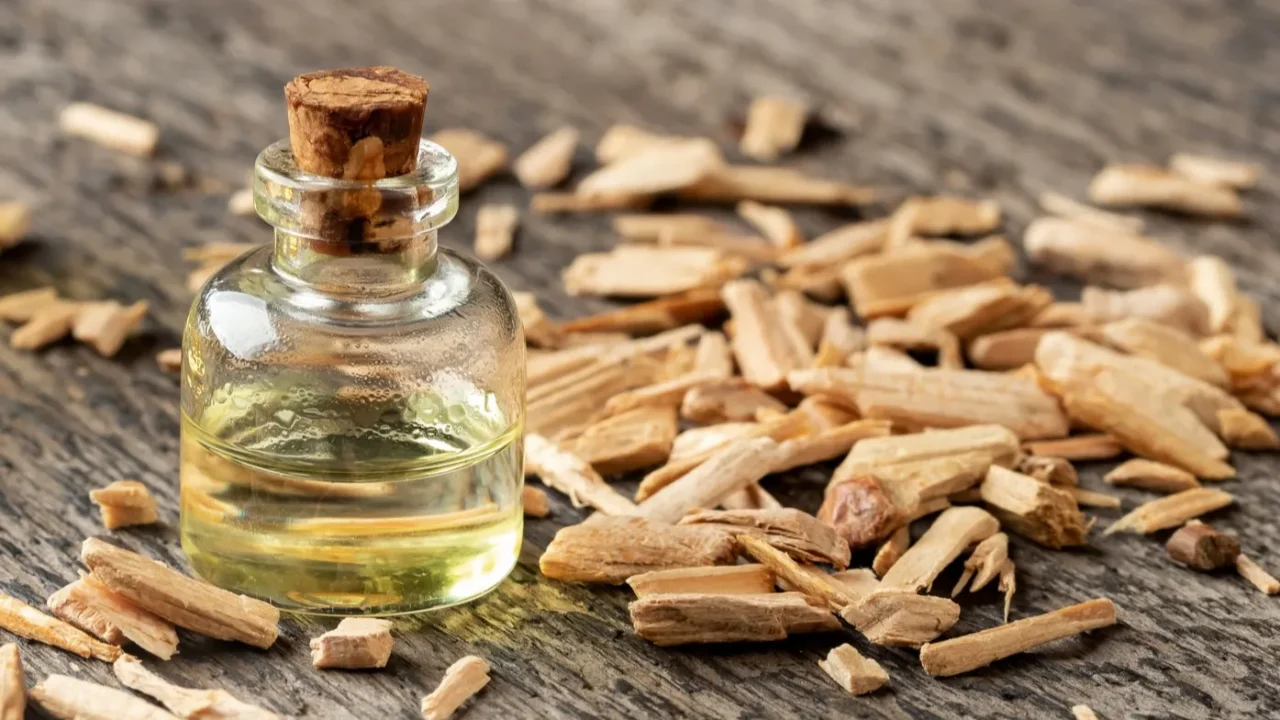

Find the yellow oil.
[{"left": 179, "top": 404, "right": 523, "bottom": 616}]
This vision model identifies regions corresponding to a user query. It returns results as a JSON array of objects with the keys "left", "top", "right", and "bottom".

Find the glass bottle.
[{"left": 178, "top": 137, "right": 526, "bottom": 616}]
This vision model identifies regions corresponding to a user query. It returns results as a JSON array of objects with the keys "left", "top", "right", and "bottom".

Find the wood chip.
[
  {"left": 1072, "top": 705, "right": 1101, "bottom": 720},
  {"left": 638, "top": 437, "right": 781, "bottom": 524},
  {"left": 1187, "top": 256, "right": 1239, "bottom": 335},
  {"left": 626, "top": 565, "right": 775, "bottom": 598},
  {"left": 1089, "top": 164, "right": 1242, "bottom": 218},
  {"left": 557, "top": 289, "right": 724, "bottom": 337},
  {"left": 1105, "top": 488, "right": 1234, "bottom": 535},
  {"left": 72, "top": 300, "right": 148, "bottom": 357},
  {"left": 638, "top": 414, "right": 806, "bottom": 501},
  {"left": 723, "top": 279, "right": 814, "bottom": 391},
  {"left": 872, "top": 527, "right": 910, "bottom": 577},
  {"left": 1104, "top": 459, "right": 1199, "bottom": 493},
  {"left": 1066, "top": 487, "right": 1121, "bottom": 509},
  {"left": 1165, "top": 520, "right": 1240, "bottom": 570},
  {"left": 789, "top": 366, "right": 1070, "bottom": 440},
  {"left": 11, "top": 303, "right": 79, "bottom": 350},
  {"left": 80, "top": 538, "right": 279, "bottom": 648},
  {"left": 47, "top": 575, "right": 178, "bottom": 660},
  {"left": 539, "top": 516, "right": 737, "bottom": 584},
  {"left": 885, "top": 196, "right": 1001, "bottom": 249},
  {"left": 524, "top": 434, "right": 638, "bottom": 516},
  {"left": 735, "top": 535, "right": 853, "bottom": 610},
  {"left": 1099, "top": 318, "right": 1229, "bottom": 387},
  {"left": 31, "top": 674, "right": 177, "bottom": 720},
  {"left": 919, "top": 597, "right": 1117, "bottom": 677},
  {"left": 0, "top": 202, "right": 31, "bottom": 252},
  {"left": 842, "top": 244, "right": 1006, "bottom": 318},
  {"left": 1025, "top": 436, "right": 1121, "bottom": 463},
  {"left": 430, "top": 129, "right": 507, "bottom": 191},
  {"left": 522, "top": 486, "right": 550, "bottom": 518},
  {"left": 839, "top": 590, "right": 961, "bottom": 647},
  {"left": 693, "top": 330, "right": 735, "bottom": 377},
  {"left": 1029, "top": 302, "right": 1097, "bottom": 329},
  {"left": 513, "top": 126, "right": 578, "bottom": 188},
  {"left": 878, "top": 507, "right": 999, "bottom": 592},
  {"left": 682, "top": 507, "right": 850, "bottom": 568},
  {"left": 999, "top": 560, "right": 1016, "bottom": 622},
  {"left": 1022, "top": 217, "right": 1185, "bottom": 289},
  {"left": 851, "top": 346, "right": 925, "bottom": 374},
  {"left": 680, "top": 378, "right": 786, "bottom": 424},
  {"left": 60, "top": 102, "right": 159, "bottom": 156},
  {"left": 226, "top": 188, "right": 254, "bottom": 216},
  {"left": 595, "top": 125, "right": 693, "bottom": 164},
  {"left": 530, "top": 191, "right": 650, "bottom": 213},
  {"left": 1169, "top": 153, "right": 1260, "bottom": 190},
  {"left": 951, "top": 532, "right": 1009, "bottom": 597},
  {"left": 421, "top": 655, "right": 490, "bottom": 720},
  {"left": 778, "top": 219, "right": 888, "bottom": 269},
  {"left": 528, "top": 355, "right": 663, "bottom": 436},
  {"left": 818, "top": 644, "right": 889, "bottom": 696},
  {"left": 740, "top": 96, "right": 806, "bottom": 161},
  {"left": 613, "top": 213, "right": 725, "bottom": 242},
  {"left": 774, "top": 291, "right": 828, "bottom": 349},
  {"left": 0, "top": 644, "right": 21, "bottom": 720},
  {"left": 563, "top": 246, "right": 745, "bottom": 298},
  {"left": 737, "top": 200, "right": 803, "bottom": 248},
  {"left": 0, "top": 287, "right": 59, "bottom": 323},
  {"left": 155, "top": 348, "right": 182, "bottom": 373},
  {"left": 89, "top": 480, "right": 158, "bottom": 529},
  {"left": 309, "top": 618, "right": 393, "bottom": 670},
  {"left": 1038, "top": 191, "right": 1144, "bottom": 233},
  {"left": 1216, "top": 408, "right": 1280, "bottom": 450},
  {"left": 629, "top": 592, "right": 837, "bottom": 646},
  {"left": 867, "top": 317, "right": 963, "bottom": 368},
  {"left": 679, "top": 165, "right": 874, "bottom": 206},
  {"left": 567, "top": 405, "right": 678, "bottom": 474},
  {"left": 1083, "top": 285, "right": 1210, "bottom": 337},
  {"left": 980, "top": 466, "right": 1089, "bottom": 548},
  {"left": 113, "top": 655, "right": 280, "bottom": 719},
  {"left": 908, "top": 282, "right": 1052, "bottom": 341},
  {"left": 772, "top": 419, "right": 893, "bottom": 475},
  {"left": 0, "top": 593, "right": 120, "bottom": 662},
  {"left": 472, "top": 204, "right": 518, "bottom": 261},
  {"left": 1236, "top": 554, "right": 1280, "bottom": 595},
  {"left": 1015, "top": 455, "right": 1078, "bottom": 486},
  {"left": 578, "top": 138, "right": 722, "bottom": 196},
  {"left": 602, "top": 372, "right": 720, "bottom": 416}
]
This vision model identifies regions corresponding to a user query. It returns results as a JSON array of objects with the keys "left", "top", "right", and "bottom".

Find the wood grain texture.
[{"left": 2, "top": 0, "right": 1280, "bottom": 717}]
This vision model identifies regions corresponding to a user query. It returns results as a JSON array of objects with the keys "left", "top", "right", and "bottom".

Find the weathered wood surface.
[{"left": 2, "top": 0, "right": 1280, "bottom": 718}]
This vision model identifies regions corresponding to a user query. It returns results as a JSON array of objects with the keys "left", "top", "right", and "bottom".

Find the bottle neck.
[{"left": 271, "top": 228, "right": 439, "bottom": 295}]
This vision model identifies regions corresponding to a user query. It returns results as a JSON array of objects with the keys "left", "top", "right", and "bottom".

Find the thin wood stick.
[
  {"left": 1105, "top": 488, "right": 1234, "bottom": 535},
  {"left": 0, "top": 594, "right": 120, "bottom": 662},
  {"left": 626, "top": 565, "right": 775, "bottom": 598},
  {"left": 0, "top": 643, "right": 21, "bottom": 720},
  {"left": 1236, "top": 554, "right": 1280, "bottom": 595},
  {"left": 420, "top": 656, "right": 490, "bottom": 720},
  {"left": 524, "top": 434, "right": 638, "bottom": 516}
]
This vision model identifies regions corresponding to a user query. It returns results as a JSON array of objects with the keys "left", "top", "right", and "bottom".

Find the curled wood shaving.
[
  {"left": 31, "top": 674, "right": 176, "bottom": 720},
  {"left": 0, "top": 202, "right": 31, "bottom": 252},
  {"left": 1169, "top": 153, "right": 1260, "bottom": 190},
  {"left": 421, "top": 656, "right": 490, "bottom": 720},
  {"left": 0, "top": 643, "right": 21, "bottom": 720},
  {"left": 1038, "top": 191, "right": 1144, "bottom": 233},
  {"left": 59, "top": 102, "right": 159, "bottom": 156},
  {"left": 430, "top": 129, "right": 507, "bottom": 191},
  {"left": 113, "top": 654, "right": 280, "bottom": 719},
  {"left": 309, "top": 618, "right": 393, "bottom": 670},
  {"left": 740, "top": 96, "right": 807, "bottom": 161},
  {"left": 1105, "top": 488, "right": 1234, "bottom": 535},
  {"left": 626, "top": 565, "right": 775, "bottom": 598},
  {"left": 90, "top": 480, "right": 158, "bottom": 529},
  {"left": 513, "top": 126, "right": 579, "bottom": 188},
  {"left": 629, "top": 592, "right": 838, "bottom": 646},
  {"left": 524, "top": 434, "right": 638, "bottom": 516},
  {"left": 919, "top": 597, "right": 1116, "bottom": 677},
  {"left": 818, "top": 644, "right": 889, "bottom": 696},
  {"left": 839, "top": 590, "right": 961, "bottom": 648},
  {"left": 1022, "top": 217, "right": 1184, "bottom": 289},
  {"left": 540, "top": 516, "right": 738, "bottom": 584},
  {"left": 1236, "top": 554, "right": 1280, "bottom": 595},
  {"left": 0, "top": 593, "right": 120, "bottom": 662},
  {"left": 1089, "top": 164, "right": 1242, "bottom": 218},
  {"left": 473, "top": 204, "right": 519, "bottom": 261}
]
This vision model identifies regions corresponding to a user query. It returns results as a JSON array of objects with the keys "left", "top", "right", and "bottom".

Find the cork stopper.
[{"left": 285, "top": 66, "right": 430, "bottom": 180}]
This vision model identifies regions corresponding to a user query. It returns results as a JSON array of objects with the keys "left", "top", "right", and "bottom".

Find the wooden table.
[{"left": 2, "top": 0, "right": 1279, "bottom": 717}]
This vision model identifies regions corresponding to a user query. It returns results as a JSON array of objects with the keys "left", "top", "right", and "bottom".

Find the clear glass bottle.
[{"left": 179, "top": 139, "right": 526, "bottom": 616}]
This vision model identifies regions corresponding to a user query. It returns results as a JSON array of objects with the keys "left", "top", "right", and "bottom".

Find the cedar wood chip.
[
  {"left": 421, "top": 656, "right": 490, "bottom": 720},
  {"left": 629, "top": 592, "right": 838, "bottom": 646},
  {"left": 680, "top": 507, "right": 851, "bottom": 568},
  {"left": 0, "top": 594, "right": 120, "bottom": 662},
  {"left": 539, "top": 516, "right": 738, "bottom": 584},
  {"left": 113, "top": 654, "right": 280, "bottom": 719},
  {"left": 31, "top": 674, "right": 177, "bottom": 720},
  {"left": 626, "top": 565, "right": 776, "bottom": 598}
]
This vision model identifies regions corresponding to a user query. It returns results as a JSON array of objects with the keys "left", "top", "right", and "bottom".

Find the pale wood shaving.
[
  {"left": 226, "top": 188, "right": 254, "bottom": 216},
  {"left": 81, "top": 538, "right": 279, "bottom": 648},
  {"left": 72, "top": 300, "right": 149, "bottom": 357},
  {"left": 1236, "top": 554, "right": 1280, "bottom": 595},
  {"left": 530, "top": 191, "right": 650, "bottom": 213},
  {"left": 521, "top": 486, "right": 550, "bottom": 518},
  {"left": 421, "top": 655, "right": 490, "bottom": 720},
  {"left": 0, "top": 593, "right": 120, "bottom": 662},
  {"left": 11, "top": 303, "right": 79, "bottom": 350},
  {"left": 867, "top": 317, "right": 964, "bottom": 368},
  {"left": 723, "top": 279, "right": 814, "bottom": 390},
  {"left": 638, "top": 437, "right": 781, "bottom": 523},
  {"left": 513, "top": 126, "right": 578, "bottom": 188},
  {"left": 818, "top": 644, "right": 889, "bottom": 696},
  {"left": 563, "top": 246, "right": 746, "bottom": 298},
  {"left": 1038, "top": 191, "right": 1144, "bottom": 233},
  {"left": 47, "top": 574, "right": 178, "bottom": 660},
  {"left": 740, "top": 96, "right": 807, "bottom": 161},
  {"left": 1187, "top": 255, "right": 1239, "bottom": 335},
  {"left": 629, "top": 592, "right": 838, "bottom": 646},
  {"left": 839, "top": 590, "right": 961, "bottom": 648},
  {"left": 878, "top": 506, "right": 999, "bottom": 592},
  {"left": 1216, "top": 407, "right": 1280, "bottom": 450},
  {"left": 777, "top": 219, "right": 888, "bottom": 268},
  {"left": 1105, "top": 459, "right": 1199, "bottom": 493},
  {"left": 737, "top": 200, "right": 804, "bottom": 248},
  {"left": 657, "top": 227, "right": 778, "bottom": 263},
  {"left": 683, "top": 507, "right": 850, "bottom": 568},
  {"left": 919, "top": 597, "right": 1116, "bottom": 677},
  {"left": 89, "top": 480, "right": 159, "bottom": 529},
  {"left": 885, "top": 196, "right": 1001, "bottom": 249},
  {"left": 1015, "top": 455, "right": 1078, "bottom": 486},
  {"left": 842, "top": 243, "right": 1006, "bottom": 318},
  {"left": 60, "top": 102, "right": 159, "bottom": 156},
  {"left": 558, "top": 289, "right": 724, "bottom": 337},
  {"left": 155, "top": 348, "right": 182, "bottom": 373},
  {"left": 1099, "top": 318, "right": 1229, "bottom": 387},
  {"left": 578, "top": 138, "right": 722, "bottom": 196},
  {"left": 638, "top": 413, "right": 807, "bottom": 500},
  {"left": 0, "top": 287, "right": 59, "bottom": 323},
  {"left": 430, "top": 129, "right": 507, "bottom": 191},
  {"left": 473, "top": 204, "right": 519, "bottom": 261},
  {"left": 1022, "top": 217, "right": 1185, "bottom": 289},
  {"left": 872, "top": 526, "right": 910, "bottom": 578},
  {"left": 31, "top": 674, "right": 177, "bottom": 720},
  {"left": 1165, "top": 520, "right": 1239, "bottom": 570},
  {"left": 626, "top": 565, "right": 775, "bottom": 598},
  {"left": 567, "top": 405, "right": 679, "bottom": 474},
  {"left": 736, "top": 534, "right": 853, "bottom": 610},
  {"left": 595, "top": 125, "right": 695, "bottom": 164},
  {"left": 1169, "top": 153, "right": 1260, "bottom": 190},
  {"left": 837, "top": 424, "right": 1021, "bottom": 480},
  {"left": 681, "top": 378, "right": 787, "bottom": 424},
  {"left": 0, "top": 202, "right": 31, "bottom": 252},
  {"left": 309, "top": 618, "right": 393, "bottom": 670},
  {"left": 981, "top": 466, "right": 1089, "bottom": 548},
  {"left": 613, "top": 213, "right": 725, "bottom": 242},
  {"left": 1023, "top": 435, "right": 1123, "bottom": 462},
  {"left": 524, "top": 434, "right": 638, "bottom": 516},
  {"left": 952, "top": 532, "right": 1009, "bottom": 596},
  {"left": 1089, "top": 164, "right": 1242, "bottom": 218},
  {"left": 1067, "top": 487, "right": 1121, "bottom": 509},
  {"left": 1071, "top": 705, "right": 1101, "bottom": 720},
  {"left": 679, "top": 165, "right": 874, "bottom": 206},
  {"left": 1029, "top": 302, "right": 1097, "bottom": 329},
  {"left": 908, "top": 282, "right": 1052, "bottom": 341},
  {"left": 540, "top": 516, "right": 737, "bottom": 584},
  {"left": 113, "top": 654, "right": 280, "bottom": 719},
  {"left": 0, "top": 643, "right": 21, "bottom": 720},
  {"left": 1105, "top": 488, "right": 1234, "bottom": 535},
  {"left": 772, "top": 419, "right": 892, "bottom": 474},
  {"left": 999, "top": 559, "right": 1016, "bottom": 622}
]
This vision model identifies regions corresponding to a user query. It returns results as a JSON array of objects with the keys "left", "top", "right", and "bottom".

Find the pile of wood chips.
[{"left": 3, "top": 95, "right": 1279, "bottom": 718}]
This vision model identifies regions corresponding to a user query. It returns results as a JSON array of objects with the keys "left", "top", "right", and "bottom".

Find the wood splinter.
[
  {"left": 524, "top": 434, "right": 638, "bottom": 516},
  {"left": 839, "top": 590, "right": 961, "bottom": 648},
  {"left": 47, "top": 575, "right": 179, "bottom": 660},
  {"left": 113, "top": 654, "right": 281, "bottom": 719},
  {"left": 30, "top": 674, "right": 176, "bottom": 720},
  {"left": 522, "top": 486, "right": 550, "bottom": 518},
  {"left": 59, "top": 102, "right": 160, "bottom": 156},
  {"left": 1236, "top": 554, "right": 1280, "bottom": 595},
  {"left": 0, "top": 202, "right": 31, "bottom": 253},
  {"left": 310, "top": 618, "right": 394, "bottom": 669},
  {"left": 0, "top": 593, "right": 120, "bottom": 662},
  {"left": 0, "top": 643, "right": 23, "bottom": 720},
  {"left": 89, "top": 480, "right": 159, "bottom": 529},
  {"left": 980, "top": 466, "right": 1089, "bottom": 549},
  {"left": 1165, "top": 520, "right": 1240, "bottom": 571},
  {"left": 919, "top": 598, "right": 1117, "bottom": 677},
  {"left": 539, "top": 516, "right": 737, "bottom": 584},
  {"left": 473, "top": 204, "right": 519, "bottom": 261},
  {"left": 952, "top": 532, "right": 1009, "bottom": 596},
  {"left": 1104, "top": 459, "right": 1200, "bottom": 494},
  {"left": 740, "top": 96, "right": 806, "bottom": 161},
  {"left": 1105, "top": 488, "right": 1234, "bottom": 536},
  {"left": 420, "top": 656, "right": 490, "bottom": 720},
  {"left": 818, "top": 644, "right": 889, "bottom": 696},
  {"left": 513, "top": 126, "right": 579, "bottom": 189}
]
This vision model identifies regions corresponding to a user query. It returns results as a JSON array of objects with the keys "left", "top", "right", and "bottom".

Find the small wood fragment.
[
  {"left": 908, "top": 282, "right": 1052, "bottom": 341},
  {"left": 681, "top": 508, "right": 850, "bottom": 568},
  {"left": 521, "top": 486, "right": 550, "bottom": 518},
  {"left": 473, "top": 204, "right": 518, "bottom": 261},
  {"left": 638, "top": 437, "right": 781, "bottom": 524},
  {"left": 563, "top": 246, "right": 745, "bottom": 298},
  {"left": 919, "top": 597, "right": 1117, "bottom": 677},
  {"left": 1083, "top": 285, "right": 1210, "bottom": 337},
  {"left": 11, "top": 303, "right": 78, "bottom": 350},
  {"left": 774, "top": 290, "right": 828, "bottom": 349},
  {"left": 980, "top": 466, "right": 1088, "bottom": 548},
  {"left": 1166, "top": 521, "right": 1240, "bottom": 571},
  {"left": 818, "top": 644, "right": 889, "bottom": 696},
  {"left": 999, "top": 560, "right": 1016, "bottom": 622},
  {"left": 842, "top": 244, "right": 1005, "bottom": 318},
  {"left": 1216, "top": 408, "right": 1280, "bottom": 450},
  {"left": 595, "top": 125, "right": 691, "bottom": 164},
  {"left": 680, "top": 378, "right": 787, "bottom": 424},
  {"left": 524, "top": 434, "right": 638, "bottom": 516},
  {"left": 639, "top": 414, "right": 805, "bottom": 500},
  {"left": 1105, "top": 488, "right": 1234, "bottom": 535},
  {"left": 693, "top": 330, "right": 735, "bottom": 377},
  {"left": 31, "top": 674, "right": 176, "bottom": 720},
  {"left": 1072, "top": 705, "right": 1101, "bottom": 720},
  {"left": 568, "top": 405, "right": 678, "bottom": 474},
  {"left": 737, "top": 200, "right": 803, "bottom": 248},
  {"left": 513, "top": 126, "right": 578, "bottom": 188},
  {"left": 872, "top": 526, "right": 910, "bottom": 577},
  {"left": 1016, "top": 455, "right": 1078, "bottom": 486},
  {"left": 1236, "top": 554, "right": 1280, "bottom": 595},
  {"left": 155, "top": 349, "right": 182, "bottom": 373},
  {"left": 1066, "top": 487, "right": 1121, "bottom": 509},
  {"left": 557, "top": 290, "right": 725, "bottom": 337},
  {"left": 1099, "top": 318, "right": 1229, "bottom": 387},
  {"left": 771, "top": 419, "right": 892, "bottom": 475},
  {"left": 1169, "top": 153, "right": 1260, "bottom": 189},
  {"left": 866, "top": 317, "right": 963, "bottom": 368},
  {"left": 952, "top": 532, "right": 1009, "bottom": 596},
  {"left": 740, "top": 96, "right": 806, "bottom": 161},
  {"left": 430, "top": 129, "right": 508, "bottom": 191},
  {"left": 0, "top": 594, "right": 120, "bottom": 662},
  {"left": 226, "top": 189, "right": 254, "bottom": 216},
  {"left": 540, "top": 516, "right": 737, "bottom": 584},
  {"left": 886, "top": 196, "right": 1001, "bottom": 249},
  {"left": 878, "top": 507, "right": 999, "bottom": 592},
  {"left": 81, "top": 538, "right": 279, "bottom": 648},
  {"left": 1038, "top": 191, "right": 1143, "bottom": 233},
  {"left": 47, "top": 575, "right": 178, "bottom": 660},
  {"left": 819, "top": 474, "right": 907, "bottom": 550},
  {"left": 60, "top": 102, "right": 159, "bottom": 156},
  {"left": 421, "top": 655, "right": 490, "bottom": 720},
  {"left": 90, "top": 480, "right": 159, "bottom": 529},
  {"left": 679, "top": 165, "right": 874, "bottom": 206},
  {"left": 839, "top": 591, "right": 961, "bottom": 648},
  {"left": 72, "top": 300, "right": 149, "bottom": 357},
  {"left": 613, "top": 213, "right": 725, "bottom": 242},
  {"left": 736, "top": 535, "right": 854, "bottom": 611},
  {"left": 1089, "top": 164, "right": 1242, "bottom": 218},
  {"left": 722, "top": 279, "right": 814, "bottom": 391},
  {"left": 778, "top": 219, "right": 887, "bottom": 269},
  {"left": 0, "top": 644, "right": 23, "bottom": 720},
  {"left": 1022, "top": 217, "right": 1184, "bottom": 289},
  {"left": 1029, "top": 302, "right": 1097, "bottom": 329},
  {"left": 310, "top": 618, "right": 393, "bottom": 670},
  {"left": 1187, "top": 255, "right": 1239, "bottom": 335},
  {"left": 0, "top": 202, "right": 31, "bottom": 252},
  {"left": 629, "top": 592, "right": 838, "bottom": 646},
  {"left": 626, "top": 565, "right": 775, "bottom": 598},
  {"left": 113, "top": 654, "right": 280, "bottom": 719},
  {"left": 1104, "top": 459, "right": 1200, "bottom": 493},
  {"left": 578, "top": 138, "right": 722, "bottom": 196},
  {"left": 530, "top": 191, "right": 650, "bottom": 213},
  {"left": 0, "top": 287, "right": 59, "bottom": 323}
]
